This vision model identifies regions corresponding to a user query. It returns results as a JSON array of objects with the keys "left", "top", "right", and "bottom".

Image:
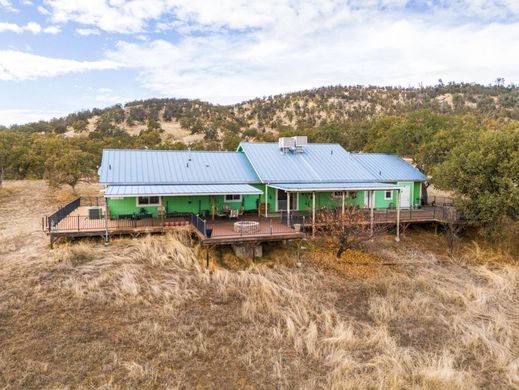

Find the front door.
[
  {"left": 277, "top": 190, "right": 297, "bottom": 211},
  {"left": 400, "top": 185, "right": 411, "bottom": 208}
]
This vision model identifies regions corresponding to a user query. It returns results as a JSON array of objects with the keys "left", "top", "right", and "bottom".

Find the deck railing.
[
  {"left": 44, "top": 197, "right": 81, "bottom": 232},
  {"left": 191, "top": 214, "right": 207, "bottom": 237},
  {"left": 299, "top": 205, "right": 459, "bottom": 224},
  {"left": 43, "top": 197, "right": 459, "bottom": 238},
  {"left": 207, "top": 215, "right": 301, "bottom": 238},
  {"left": 79, "top": 196, "right": 104, "bottom": 207}
]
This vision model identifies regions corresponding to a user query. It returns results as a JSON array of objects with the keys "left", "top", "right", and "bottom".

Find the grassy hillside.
[
  {"left": 1, "top": 181, "right": 518, "bottom": 388},
  {"left": 4, "top": 83, "right": 519, "bottom": 145}
]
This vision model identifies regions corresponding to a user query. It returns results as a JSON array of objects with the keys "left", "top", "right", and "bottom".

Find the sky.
[{"left": 1, "top": 0, "right": 519, "bottom": 126}]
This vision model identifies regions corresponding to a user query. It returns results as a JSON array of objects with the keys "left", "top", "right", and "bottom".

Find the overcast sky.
[{"left": 1, "top": 0, "right": 518, "bottom": 125}]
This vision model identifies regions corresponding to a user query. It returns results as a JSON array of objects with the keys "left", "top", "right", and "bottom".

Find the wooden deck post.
[
  {"left": 370, "top": 190, "right": 374, "bottom": 237},
  {"left": 265, "top": 184, "right": 268, "bottom": 218},
  {"left": 211, "top": 195, "right": 215, "bottom": 221},
  {"left": 312, "top": 191, "right": 316, "bottom": 238},
  {"left": 104, "top": 196, "right": 109, "bottom": 245},
  {"left": 341, "top": 191, "right": 345, "bottom": 217},
  {"left": 396, "top": 189, "right": 401, "bottom": 242},
  {"left": 287, "top": 191, "right": 291, "bottom": 225}
]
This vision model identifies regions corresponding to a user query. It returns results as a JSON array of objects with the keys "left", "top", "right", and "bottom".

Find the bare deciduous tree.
[{"left": 313, "top": 207, "right": 386, "bottom": 258}]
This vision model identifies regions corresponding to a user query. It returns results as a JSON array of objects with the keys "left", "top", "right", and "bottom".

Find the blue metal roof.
[
  {"left": 239, "top": 142, "right": 379, "bottom": 183},
  {"left": 269, "top": 182, "right": 400, "bottom": 192},
  {"left": 352, "top": 154, "right": 427, "bottom": 182},
  {"left": 99, "top": 149, "right": 259, "bottom": 185},
  {"left": 104, "top": 184, "right": 262, "bottom": 197}
]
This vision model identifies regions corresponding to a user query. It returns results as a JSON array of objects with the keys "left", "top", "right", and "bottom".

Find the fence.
[
  {"left": 300, "top": 205, "right": 458, "bottom": 225},
  {"left": 425, "top": 196, "right": 454, "bottom": 207},
  {"left": 79, "top": 196, "right": 104, "bottom": 207},
  {"left": 191, "top": 214, "right": 207, "bottom": 237},
  {"left": 45, "top": 197, "right": 81, "bottom": 231},
  {"left": 207, "top": 215, "right": 301, "bottom": 238}
]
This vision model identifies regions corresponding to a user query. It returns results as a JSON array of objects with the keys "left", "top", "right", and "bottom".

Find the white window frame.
[
  {"left": 224, "top": 194, "right": 242, "bottom": 202},
  {"left": 384, "top": 190, "right": 393, "bottom": 200},
  {"left": 331, "top": 191, "right": 343, "bottom": 199},
  {"left": 136, "top": 196, "right": 161, "bottom": 207}
]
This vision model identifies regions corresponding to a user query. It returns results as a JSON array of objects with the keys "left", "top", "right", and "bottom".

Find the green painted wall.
[
  {"left": 108, "top": 197, "right": 161, "bottom": 218},
  {"left": 107, "top": 182, "right": 424, "bottom": 218},
  {"left": 296, "top": 191, "right": 364, "bottom": 211},
  {"left": 414, "top": 182, "right": 422, "bottom": 205},
  {"left": 107, "top": 189, "right": 263, "bottom": 218},
  {"left": 260, "top": 184, "right": 277, "bottom": 212}
]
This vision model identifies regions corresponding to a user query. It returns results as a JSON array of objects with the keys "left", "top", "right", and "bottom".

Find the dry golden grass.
[{"left": 1, "top": 181, "right": 518, "bottom": 389}]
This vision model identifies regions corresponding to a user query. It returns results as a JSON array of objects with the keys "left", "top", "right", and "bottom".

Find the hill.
[{"left": 3, "top": 82, "right": 519, "bottom": 146}]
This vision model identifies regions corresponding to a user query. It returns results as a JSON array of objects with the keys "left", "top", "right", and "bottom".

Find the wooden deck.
[
  {"left": 47, "top": 207, "right": 305, "bottom": 245},
  {"left": 202, "top": 217, "right": 305, "bottom": 245},
  {"left": 44, "top": 199, "right": 460, "bottom": 247}
]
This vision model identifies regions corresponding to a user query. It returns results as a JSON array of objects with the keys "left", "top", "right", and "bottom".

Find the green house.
[{"left": 99, "top": 137, "right": 427, "bottom": 220}]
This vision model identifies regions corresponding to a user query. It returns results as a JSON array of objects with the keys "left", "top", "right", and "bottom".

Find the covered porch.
[{"left": 268, "top": 182, "right": 404, "bottom": 241}]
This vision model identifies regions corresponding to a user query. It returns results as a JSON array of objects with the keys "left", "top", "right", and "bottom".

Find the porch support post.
[
  {"left": 396, "top": 188, "right": 401, "bottom": 242},
  {"left": 258, "top": 194, "right": 261, "bottom": 218},
  {"left": 264, "top": 184, "right": 268, "bottom": 218},
  {"left": 287, "top": 191, "right": 291, "bottom": 223},
  {"left": 211, "top": 195, "right": 215, "bottom": 221},
  {"left": 341, "top": 191, "right": 345, "bottom": 217},
  {"left": 312, "top": 191, "right": 316, "bottom": 238},
  {"left": 104, "top": 196, "right": 109, "bottom": 245},
  {"left": 370, "top": 190, "right": 374, "bottom": 237},
  {"left": 160, "top": 196, "right": 164, "bottom": 227}
]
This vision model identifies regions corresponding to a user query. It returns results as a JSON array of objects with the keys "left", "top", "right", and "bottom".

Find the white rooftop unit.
[
  {"left": 293, "top": 136, "right": 307, "bottom": 152},
  {"left": 278, "top": 136, "right": 307, "bottom": 153},
  {"left": 278, "top": 137, "right": 296, "bottom": 153}
]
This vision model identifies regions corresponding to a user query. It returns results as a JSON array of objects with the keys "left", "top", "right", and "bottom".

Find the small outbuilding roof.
[
  {"left": 99, "top": 149, "right": 259, "bottom": 185},
  {"left": 104, "top": 184, "right": 263, "bottom": 197}
]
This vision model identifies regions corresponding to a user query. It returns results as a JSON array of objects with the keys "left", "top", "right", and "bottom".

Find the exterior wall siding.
[
  {"left": 414, "top": 182, "right": 422, "bottom": 205},
  {"left": 108, "top": 197, "right": 161, "bottom": 218},
  {"left": 107, "top": 182, "right": 424, "bottom": 218}
]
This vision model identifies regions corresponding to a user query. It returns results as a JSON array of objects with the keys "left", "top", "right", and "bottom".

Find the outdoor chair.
[{"left": 229, "top": 209, "right": 239, "bottom": 219}]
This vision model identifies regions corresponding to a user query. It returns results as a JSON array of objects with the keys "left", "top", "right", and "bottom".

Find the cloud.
[
  {"left": 0, "top": 0, "right": 17, "bottom": 12},
  {"left": 41, "top": 0, "right": 519, "bottom": 35},
  {"left": 0, "top": 21, "right": 61, "bottom": 34},
  {"left": 45, "top": 0, "right": 168, "bottom": 33},
  {"left": 76, "top": 28, "right": 100, "bottom": 36},
  {"left": 0, "top": 109, "right": 67, "bottom": 126},
  {"left": 105, "top": 14, "right": 519, "bottom": 103},
  {"left": 43, "top": 25, "right": 61, "bottom": 34},
  {"left": 0, "top": 50, "right": 120, "bottom": 81},
  {"left": 37, "top": 5, "right": 50, "bottom": 14}
]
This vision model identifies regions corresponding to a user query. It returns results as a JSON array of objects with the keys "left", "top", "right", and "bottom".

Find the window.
[
  {"left": 332, "top": 191, "right": 343, "bottom": 198},
  {"left": 137, "top": 196, "right": 160, "bottom": 206},
  {"left": 225, "top": 194, "right": 242, "bottom": 202},
  {"left": 384, "top": 191, "right": 393, "bottom": 200}
]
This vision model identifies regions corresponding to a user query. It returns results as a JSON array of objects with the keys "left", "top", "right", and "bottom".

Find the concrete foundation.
[{"left": 232, "top": 244, "right": 263, "bottom": 258}]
